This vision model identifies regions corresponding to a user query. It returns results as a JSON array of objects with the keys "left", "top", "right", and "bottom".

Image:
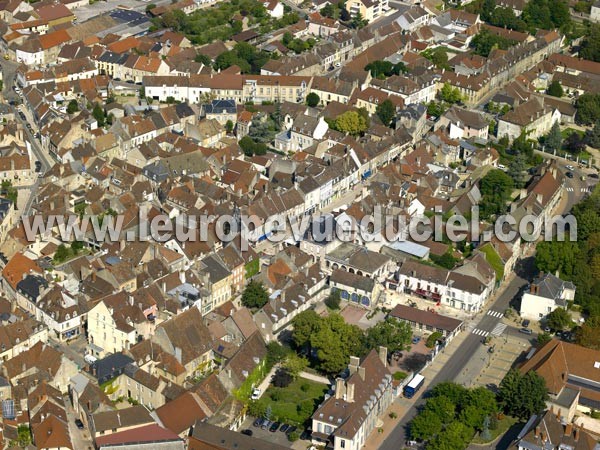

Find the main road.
[{"left": 378, "top": 258, "right": 535, "bottom": 450}]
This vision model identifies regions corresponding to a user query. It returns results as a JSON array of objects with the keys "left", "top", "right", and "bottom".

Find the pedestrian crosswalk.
[
  {"left": 491, "top": 323, "right": 508, "bottom": 336},
  {"left": 472, "top": 328, "right": 489, "bottom": 337},
  {"left": 487, "top": 310, "right": 504, "bottom": 318},
  {"left": 566, "top": 187, "right": 594, "bottom": 193}
]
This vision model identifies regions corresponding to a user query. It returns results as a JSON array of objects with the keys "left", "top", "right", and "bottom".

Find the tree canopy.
[
  {"left": 579, "top": 23, "right": 600, "bottom": 62},
  {"left": 498, "top": 369, "right": 548, "bottom": 420},
  {"left": 241, "top": 280, "right": 269, "bottom": 309},
  {"left": 575, "top": 94, "right": 600, "bottom": 125},
  {"left": 470, "top": 28, "right": 517, "bottom": 57},
  {"left": 306, "top": 92, "right": 320, "bottom": 107},
  {"left": 546, "top": 80, "right": 564, "bottom": 98},
  {"left": 409, "top": 382, "right": 498, "bottom": 447},
  {"left": 479, "top": 169, "right": 515, "bottom": 219},
  {"left": 546, "top": 307, "right": 572, "bottom": 330},
  {"left": 333, "top": 110, "right": 369, "bottom": 136},
  {"left": 376, "top": 99, "right": 396, "bottom": 127}
]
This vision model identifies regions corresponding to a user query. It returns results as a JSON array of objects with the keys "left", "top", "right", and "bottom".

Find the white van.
[{"left": 84, "top": 354, "right": 98, "bottom": 364}]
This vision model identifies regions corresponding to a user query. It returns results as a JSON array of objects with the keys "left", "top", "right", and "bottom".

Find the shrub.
[
  {"left": 288, "top": 431, "right": 300, "bottom": 442},
  {"left": 300, "top": 383, "right": 310, "bottom": 392},
  {"left": 393, "top": 371, "right": 408, "bottom": 381},
  {"left": 426, "top": 332, "right": 443, "bottom": 348}
]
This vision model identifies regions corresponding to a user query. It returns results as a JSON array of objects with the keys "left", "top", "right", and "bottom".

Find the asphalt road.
[{"left": 378, "top": 258, "right": 535, "bottom": 450}]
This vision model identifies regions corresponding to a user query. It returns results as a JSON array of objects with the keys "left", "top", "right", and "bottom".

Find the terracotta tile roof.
[
  {"left": 155, "top": 392, "right": 208, "bottom": 435},
  {"left": 33, "top": 415, "right": 72, "bottom": 450},
  {"left": 95, "top": 423, "right": 181, "bottom": 447},
  {"left": 2, "top": 253, "right": 43, "bottom": 290},
  {"left": 38, "top": 29, "right": 71, "bottom": 50}
]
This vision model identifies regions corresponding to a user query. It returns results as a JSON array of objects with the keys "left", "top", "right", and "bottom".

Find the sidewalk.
[{"left": 363, "top": 271, "right": 523, "bottom": 449}]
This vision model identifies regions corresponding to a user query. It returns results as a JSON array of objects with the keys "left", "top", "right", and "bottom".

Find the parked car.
[
  {"left": 286, "top": 426, "right": 297, "bottom": 435},
  {"left": 261, "top": 420, "right": 272, "bottom": 430},
  {"left": 280, "top": 424, "right": 289, "bottom": 433},
  {"left": 411, "top": 336, "right": 421, "bottom": 344},
  {"left": 251, "top": 388, "right": 261, "bottom": 400},
  {"left": 519, "top": 328, "right": 533, "bottom": 335},
  {"left": 522, "top": 319, "right": 530, "bottom": 328},
  {"left": 253, "top": 418, "right": 263, "bottom": 427},
  {"left": 543, "top": 326, "right": 551, "bottom": 333},
  {"left": 75, "top": 419, "right": 84, "bottom": 429},
  {"left": 589, "top": 173, "right": 599, "bottom": 179},
  {"left": 566, "top": 165, "right": 575, "bottom": 171},
  {"left": 269, "top": 422, "right": 280, "bottom": 432},
  {"left": 565, "top": 171, "right": 574, "bottom": 178},
  {"left": 300, "top": 430, "right": 311, "bottom": 440},
  {"left": 241, "top": 429, "right": 253, "bottom": 436}
]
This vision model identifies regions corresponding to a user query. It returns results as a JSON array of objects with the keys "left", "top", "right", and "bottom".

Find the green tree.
[
  {"left": 430, "top": 382, "right": 467, "bottom": 406},
  {"left": 565, "top": 131, "right": 586, "bottom": 154},
  {"left": 376, "top": 99, "right": 396, "bottom": 127},
  {"left": 544, "top": 122, "right": 563, "bottom": 151},
  {"left": 426, "top": 332, "right": 443, "bottom": 348},
  {"left": 576, "top": 315, "right": 600, "bottom": 349},
  {"left": 266, "top": 341, "right": 290, "bottom": 366},
  {"left": 241, "top": 280, "right": 269, "bottom": 309},
  {"left": 537, "top": 332, "right": 552, "bottom": 346},
  {"left": 283, "top": 353, "right": 308, "bottom": 377},
  {"left": 92, "top": 104, "right": 105, "bottom": 126},
  {"left": 575, "top": 93, "right": 600, "bottom": 125},
  {"left": 546, "top": 307, "right": 572, "bottom": 330},
  {"left": 580, "top": 23, "right": 600, "bottom": 62},
  {"left": 54, "top": 244, "right": 70, "bottom": 263},
  {"left": 67, "top": 99, "right": 79, "bottom": 114},
  {"left": 499, "top": 369, "right": 548, "bottom": 420},
  {"left": 225, "top": 119, "right": 234, "bottom": 134},
  {"left": 439, "top": 83, "right": 463, "bottom": 104},
  {"left": 479, "top": 169, "right": 515, "bottom": 219},
  {"left": 422, "top": 47, "right": 449, "bottom": 70},
  {"left": 320, "top": 3, "right": 335, "bottom": 17},
  {"left": 310, "top": 314, "right": 364, "bottom": 374},
  {"left": 194, "top": 53, "right": 212, "bottom": 65},
  {"left": 547, "top": 80, "right": 564, "bottom": 97},
  {"left": 410, "top": 409, "right": 443, "bottom": 440},
  {"left": 334, "top": 110, "right": 368, "bottom": 136},
  {"left": 306, "top": 92, "right": 320, "bottom": 107},
  {"left": 428, "top": 421, "right": 474, "bottom": 450},
  {"left": 351, "top": 11, "right": 367, "bottom": 28},
  {"left": 292, "top": 310, "right": 322, "bottom": 350},
  {"left": 470, "top": 28, "right": 517, "bottom": 57},
  {"left": 535, "top": 240, "right": 581, "bottom": 277},
  {"left": 489, "top": 7, "right": 527, "bottom": 31},
  {"left": 325, "top": 289, "right": 341, "bottom": 309},
  {"left": 425, "top": 395, "right": 456, "bottom": 424},
  {"left": 508, "top": 152, "right": 529, "bottom": 188},
  {"left": 247, "top": 400, "right": 266, "bottom": 417},
  {"left": 427, "top": 101, "right": 445, "bottom": 118},
  {"left": 365, "top": 60, "right": 394, "bottom": 78},
  {"left": 363, "top": 318, "right": 412, "bottom": 353},
  {"left": 586, "top": 120, "right": 600, "bottom": 149}
]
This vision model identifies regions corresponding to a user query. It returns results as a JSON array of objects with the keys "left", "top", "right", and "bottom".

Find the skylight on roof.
[{"left": 594, "top": 361, "right": 600, "bottom": 369}]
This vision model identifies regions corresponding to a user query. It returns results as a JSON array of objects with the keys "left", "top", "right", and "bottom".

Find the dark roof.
[
  {"left": 389, "top": 304, "right": 462, "bottom": 332},
  {"left": 205, "top": 99, "right": 236, "bottom": 115},
  {"left": 91, "top": 353, "right": 134, "bottom": 383},
  {"left": 16, "top": 274, "right": 49, "bottom": 302},
  {"left": 189, "top": 421, "right": 289, "bottom": 450}
]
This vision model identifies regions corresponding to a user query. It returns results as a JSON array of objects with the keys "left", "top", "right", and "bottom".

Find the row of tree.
[
  {"left": 410, "top": 371, "right": 548, "bottom": 450},
  {"left": 291, "top": 310, "right": 414, "bottom": 374}
]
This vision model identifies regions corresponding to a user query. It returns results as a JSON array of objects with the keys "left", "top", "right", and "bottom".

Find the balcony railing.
[{"left": 414, "top": 288, "right": 442, "bottom": 301}]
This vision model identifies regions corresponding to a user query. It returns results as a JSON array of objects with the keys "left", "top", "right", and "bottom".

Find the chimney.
[
  {"left": 346, "top": 382, "right": 355, "bottom": 402},
  {"left": 564, "top": 423, "right": 573, "bottom": 437},
  {"left": 378, "top": 346, "right": 388, "bottom": 368},
  {"left": 358, "top": 366, "right": 366, "bottom": 381},
  {"left": 349, "top": 356, "right": 360, "bottom": 374},
  {"left": 574, "top": 427, "right": 580, "bottom": 442},
  {"left": 535, "top": 426, "right": 540, "bottom": 438},
  {"left": 335, "top": 378, "right": 345, "bottom": 399}
]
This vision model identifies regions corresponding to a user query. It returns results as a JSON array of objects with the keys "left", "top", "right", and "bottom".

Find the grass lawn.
[
  {"left": 258, "top": 378, "right": 328, "bottom": 425},
  {"left": 472, "top": 415, "right": 518, "bottom": 444},
  {"left": 478, "top": 243, "right": 504, "bottom": 282}
]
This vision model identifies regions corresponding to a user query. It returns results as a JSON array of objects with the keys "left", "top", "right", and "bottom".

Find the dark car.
[
  {"left": 300, "top": 430, "right": 311, "bottom": 440},
  {"left": 75, "top": 419, "right": 84, "bottom": 429},
  {"left": 519, "top": 328, "right": 533, "bottom": 335},
  {"left": 565, "top": 171, "right": 574, "bottom": 178},
  {"left": 280, "top": 424, "right": 289, "bottom": 433},
  {"left": 522, "top": 319, "right": 530, "bottom": 328},
  {"left": 269, "top": 422, "right": 281, "bottom": 432},
  {"left": 590, "top": 173, "right": 599, "bottom": 179},
  {"left": 286, "top": 426, "right": 297, "bottom": 435},
  {"left": 253, "top": 418, "right": 263, "bottom": 427},
  {"left": 241, "top": 429, "right": 253, "bottom": 436}
]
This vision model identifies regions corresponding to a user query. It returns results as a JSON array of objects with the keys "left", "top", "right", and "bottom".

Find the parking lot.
[{"left": 238, "top": 416, "right": 309, "bottom": 449}]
